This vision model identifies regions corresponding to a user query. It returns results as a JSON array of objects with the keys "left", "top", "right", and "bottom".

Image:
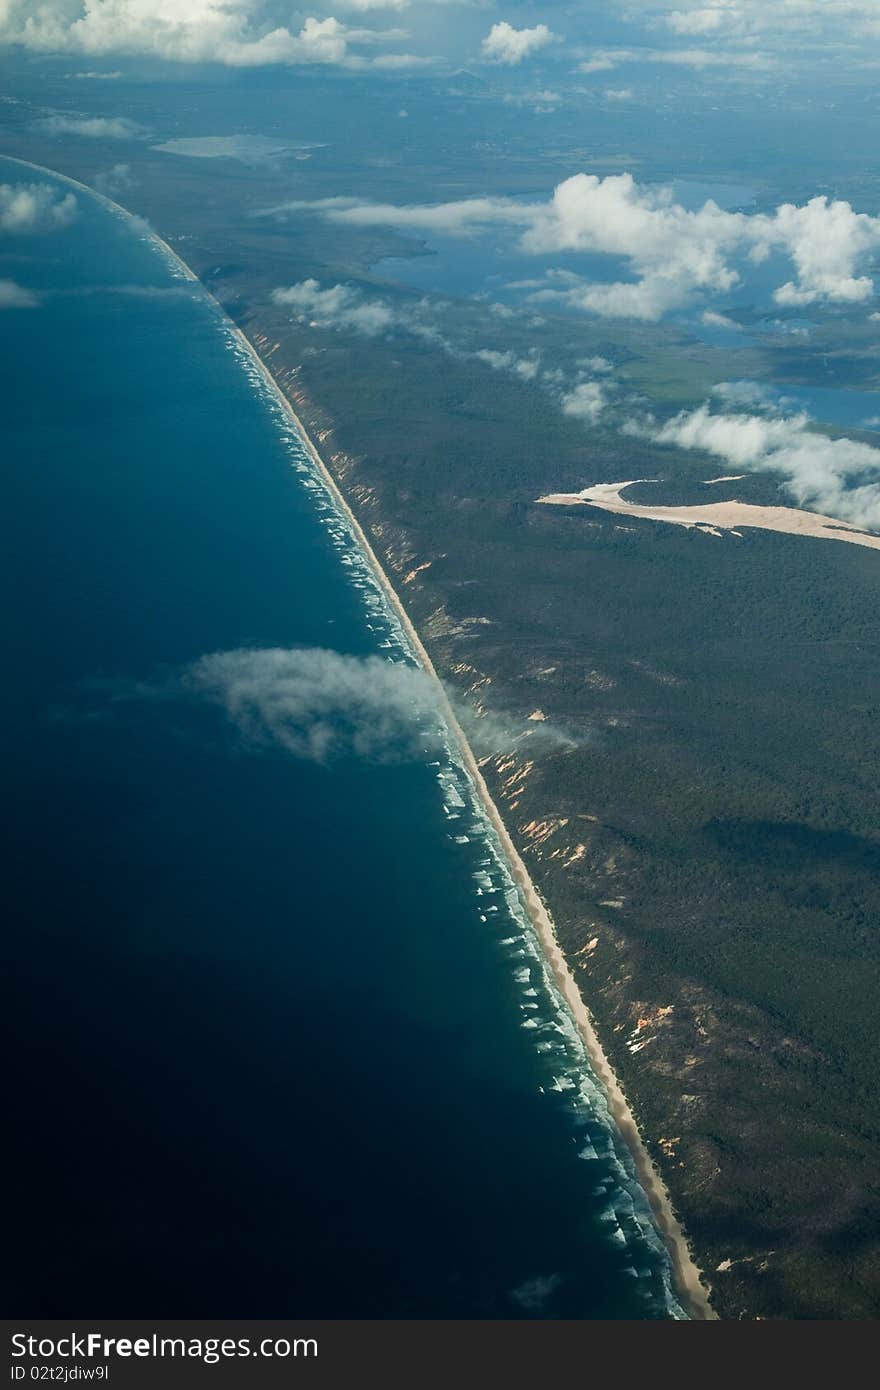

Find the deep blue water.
[{"left": 0, "top": 158, "right": 680, "bottom": 1319}]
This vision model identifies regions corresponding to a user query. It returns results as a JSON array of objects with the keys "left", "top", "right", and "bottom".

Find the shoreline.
[
  {"left": 237, "top": 331, "right": 717, "bottom": 1324},
  {"left": 4, "top": 153, "right": 716, "bottom": 1321}
]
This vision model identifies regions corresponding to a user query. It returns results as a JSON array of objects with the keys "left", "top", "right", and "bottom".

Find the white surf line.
[
  {"left": 5, "top": 156, "right": 715, "bottom": 1320},
  {"left": 252, "top": 389, "right": 715, "bottom": 1321},
  {"left": 539, "top": 479, "right": 880, "bottom": 552}
]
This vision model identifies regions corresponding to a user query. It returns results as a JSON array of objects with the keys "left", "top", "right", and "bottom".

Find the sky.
[
  {"left": 5, "top": 3, "right": 880, "bottom": 529},
  {"left": 3, "top": 2, "right": 880, "bottom": 73}
]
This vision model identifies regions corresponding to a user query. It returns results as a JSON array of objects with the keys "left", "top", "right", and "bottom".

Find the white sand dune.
[{"left": 538, "top": 480, "right": 880, "bottom": 551}]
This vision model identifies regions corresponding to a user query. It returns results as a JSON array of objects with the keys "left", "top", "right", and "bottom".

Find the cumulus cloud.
[
  {"left": 577, "top": 53, "right": 619, "bottom": 73},
  {"left": 765, "top": 197, "right": 880, "bottom": 306},
  {"left": 481, "top": 21, "right": 555, "bottom": 65},
  {"left": 0, "top": 279, "right": 39, "bottom": 308},
  {"left": 0, "top": 182, "right": 78, "bottom": 233},
  {"left": 284, "top": 174, "right": 880, "bottom": 321},
  {"left": 0, "top": 2, "right": 414, "bottom": 69},
  {"left": 272, "top": 279, "right": 397, "bottom": 335},
  {"left": 270, "top": 279, "right": 609, "bottom": 432},
  {"left": 271, "top": 279, "right": 549, "bottom": 387},
  {"left": 40, "top": 114, "right": 143, "bottom": 138},
  {"left": 560, "top": 380, "right": 606, "bottom": 423},
  {"left": 187, "top": 647, "right": 442, "bottom": 762},
  {"left": 701, "top": 308, "right": 740, "bottom": 329},
  {"left": 664, "top": 4, "right": 743, "bottom": 36},
  {"left": 656, "top": 1, "right": 880, "bottom": 43},
  {"left": 474, "top": 347, "right": 540, "bottom": 380},
  {"left": 650, "top": 405, "right": 880, "bottom": 530}
]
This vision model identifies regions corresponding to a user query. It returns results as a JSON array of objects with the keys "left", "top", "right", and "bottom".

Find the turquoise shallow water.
[{"left": 0, "top": 158, "right": 681, "bottom": 1319}]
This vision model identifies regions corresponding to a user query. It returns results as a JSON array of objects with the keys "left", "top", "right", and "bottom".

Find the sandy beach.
[
  {"left": 254, "top": 367, "right": 718, "bottom": 1322},
  {"left": 9, "top": 155, "right": 716, "bottom": 1321},
  {"left": 242, "top": 351, "right": 717, "bottom": 1321},
  {"left": 540, "top": 479, "right": 880, "bottom": 551}
]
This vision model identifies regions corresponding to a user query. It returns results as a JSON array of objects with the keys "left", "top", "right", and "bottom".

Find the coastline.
[
  {"left": 3, "top": 154, "right": 716, "bottom": 1321},
  {"left": 236, "top": 331, "right": 717, "bottom": 1323}
]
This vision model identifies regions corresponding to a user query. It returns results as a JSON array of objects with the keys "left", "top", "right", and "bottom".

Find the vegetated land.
[{"left": 5, "top": 102, "right": 880, "bottom": 1317}]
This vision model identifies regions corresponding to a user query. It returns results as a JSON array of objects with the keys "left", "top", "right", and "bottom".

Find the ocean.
[{"left": 1, "top": 157, "right": 682, "bottom": 1319}]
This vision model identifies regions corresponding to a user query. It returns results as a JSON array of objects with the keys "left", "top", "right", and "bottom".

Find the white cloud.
[
  {"left": 651, "top": 404, "right": 880, "bottom": 530},
  {"left": 657, "top": 1, "right": 880, "bottom": 41},
  {"left": 0, "top": 279, "right": 39, "bottom": 307},
  {"left": 519, "top": 174, "right": 747, "bottom": 319},
  {"left": 654, "top": 45, "right": 768, "bottom": 66},
  {"left": 187, "top": 647, "right": 442, "bottom": 763},
  {"left": 529, "top": 179, "right": 880, "bottom": 316},
  {"left": 336, "top": 0, "right": 410, "bottom": 9},
  {"left": 289, "top": 174, "right": 880, "bottom": 321},
  {"left": 561, "top": 380, "right": 606, "bottom": 422},
  {"left": 41, "top": 114, "right": 143, "bottom": 138},
  {"left": 474, "top": 347, "right": 540, "bottom": 379},
  {"left": 701, "top": 308, "right": 740, "bottom": 329},
  {"left": 578, "top": 45, "right": 771, "bottom": 73},
  {"left": 274, "top": 193, "right": 526, "bottom": 235},
  {"left": 712, "top": 379, "right": 780, "bottom": 410},
  {"left": 578, "top": 54, "right": 619, "bottom": 73},
  {"left": 0, "top": 2, "right": 414, "bottom": 68},
  {"left": 620, "top": 0, "right": 880, "bottom": 52},
  {"left": 481, "top": 21, "right": 555, "bottom": 65},
  {"left": 0, "top": 182, "right": 78, "bottom": 232},
  {"left": 604, "top": 87, "right": 633, "bottom": 99},
  {"left": 763, "top": 197, "right": 879, "bottom": 306},
  {"left": 665, "top": 5, "right": 742, "bottom": 36},
  {"left": 271, "top": 279, "right": 548, "bottom": 384},
  {"left": 370, "top": 51, "right": 437, "bottom": 68},
  {"left": 272, "top": 279, "right": 396, "bottom": 335}
]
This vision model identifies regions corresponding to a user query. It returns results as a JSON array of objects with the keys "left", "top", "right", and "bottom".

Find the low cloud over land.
[
  {"left": 644, "top": 405, "right": 880, "bottom": 531},
  {"left": 482, "top": 22, "right": 555, "bottom": 65},
  {"left": 40, "top": 114, "right": 144, "bottom": 139},
  {"left": 267, "top": 173, "right": 880, "bottom": 321},
  {"left": 272, "top": 279, "right": 396, "bottom": 336}
]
